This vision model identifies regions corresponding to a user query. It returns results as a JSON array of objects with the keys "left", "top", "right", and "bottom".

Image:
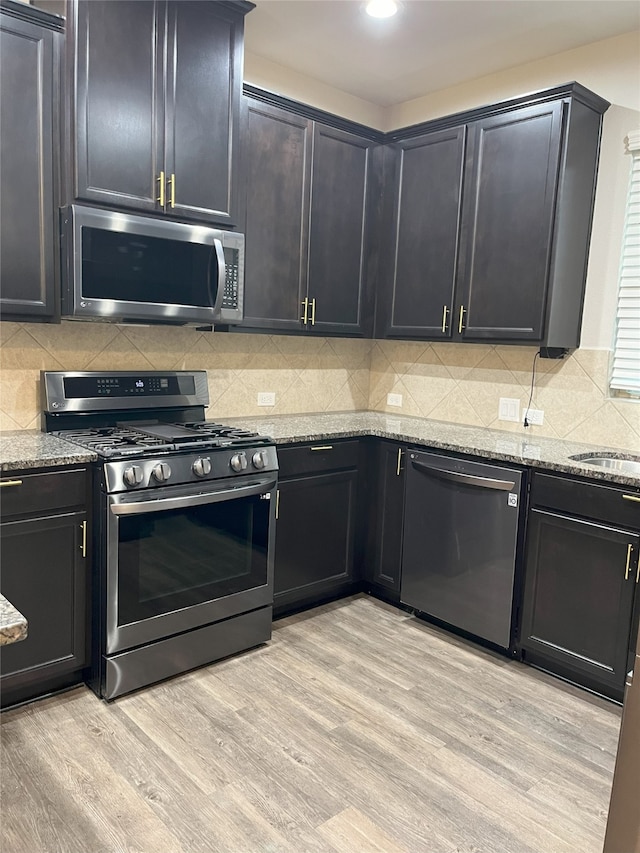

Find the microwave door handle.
[{"left": 209, "top": 238, "right": 226, "bottom": 315}]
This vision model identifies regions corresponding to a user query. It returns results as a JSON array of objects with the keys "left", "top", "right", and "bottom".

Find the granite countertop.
[
  {"left": 223, "top": 411, "right": 640, "bottom": 489},
  {"left": 0, "top": 414, "right": 638, "bottom": 488},
  {"left": 0, "top": 430, "right": 97, "bottom": 472},
  {"left": 0, "top": 594, "right": 27, "bottom": 646}
]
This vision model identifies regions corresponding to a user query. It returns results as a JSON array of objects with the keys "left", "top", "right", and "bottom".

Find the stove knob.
[
  {"left": 252, "top": 450, "right": 268, "bottom": 470},
  {"left": 123, "top": 465, "right": 143, "bottom": 487},
  {"left": 151, "top": 462, "right": 172, "bottom": 483},
  {"left": 230, "top": 452, "right": 248, "bottom": 472},
  {"left": 193, "top": 457, "right": 212, "bottom": 477}
]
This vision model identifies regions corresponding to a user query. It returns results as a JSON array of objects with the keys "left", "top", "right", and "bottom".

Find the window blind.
[{"left": 611, "top": 130, "right": 640, "bottom": 395}]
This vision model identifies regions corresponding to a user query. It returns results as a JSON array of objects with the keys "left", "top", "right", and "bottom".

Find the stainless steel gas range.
[{"left": 41, "top": 370, "right": 278, "bottom": 700}]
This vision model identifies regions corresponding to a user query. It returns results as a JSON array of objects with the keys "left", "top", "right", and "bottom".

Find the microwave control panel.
[{"left": 222, "top": 259, "right": 240, "bottom": 310}]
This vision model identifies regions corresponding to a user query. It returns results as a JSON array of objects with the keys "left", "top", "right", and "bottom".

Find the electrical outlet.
[
  {"left": 525, "top": 408, "right": 544, "bottom": 426},
  {"left": 498, "top": 397, "right": 520, "bottom": 422},
  {"left": 387, "top": 393, "right": 403, "bottom": 407},
  {"left": 257, "top": 392, "right": 275, "bottom": 406}
]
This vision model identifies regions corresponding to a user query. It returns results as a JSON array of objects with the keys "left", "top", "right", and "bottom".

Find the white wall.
[
  {"left": 245, "top": 31, "right": 640, "bottom": 351},
  {"left": 243, "top": 53, "right": 386, "bottom": 128}
]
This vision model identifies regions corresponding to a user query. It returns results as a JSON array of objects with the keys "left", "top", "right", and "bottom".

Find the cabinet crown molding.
[{"left": 244, "top": 81, "right": 610, "bottom": 145}]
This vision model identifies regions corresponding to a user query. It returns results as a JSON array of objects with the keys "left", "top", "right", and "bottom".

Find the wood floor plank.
[
  {"left": 317, "top": 806, "right": 411, "bottom": 853},
  {"left": 3, "top": 705, "right": 187, "bottom": 853},
  {"left": 0, "top": 594, "right": 619, "bottom": 853},
  {"left": 0, "top": 730, "right": 113, "bottom": 853}
]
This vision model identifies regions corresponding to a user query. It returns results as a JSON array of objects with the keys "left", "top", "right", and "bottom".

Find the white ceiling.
[{"left": 244, "top": 0, "right": 640, "bottom": 107}]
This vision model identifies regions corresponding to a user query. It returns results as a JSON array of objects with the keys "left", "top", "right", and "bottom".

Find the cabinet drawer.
[
  {"left": 0, "top": 469, "right": 87, "bottom": 518},
  {"left": 530, "top": 472, "right": 640, "bottom": 530},
  {"left": 278, "top": 440, "right": 360, "bottom": 478}
]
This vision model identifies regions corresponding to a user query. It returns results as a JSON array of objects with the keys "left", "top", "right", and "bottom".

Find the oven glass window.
[{"left": 117, "top": 494, "right": 269, "bottom": 625}]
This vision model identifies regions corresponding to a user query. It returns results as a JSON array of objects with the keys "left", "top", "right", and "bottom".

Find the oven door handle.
[{"left": 109, "top": 477, "right": 277, "bottom": 516}]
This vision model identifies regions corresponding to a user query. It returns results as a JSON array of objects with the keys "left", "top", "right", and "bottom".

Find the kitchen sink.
[{"left": 569, "top": 453, "right": 640, "bottom": 475}]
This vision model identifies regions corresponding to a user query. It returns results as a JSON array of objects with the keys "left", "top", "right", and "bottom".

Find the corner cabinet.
[
  {"left": 273, "top": 441, "right": 363, "bottom": 616},
  {"left": 519, "top": 473, "right": 640, "bottom": 702},
  {"left": 235, "top": 95, "right": 379, "bottom": 336},
  {"left": 66, "top": 0, "right": 251, "bottom": 225},
  {"left": 0, "top": 1, "right": 62, "bottom": 321},
  {"left": 377, "top": 85, "right": 609, "bottom": 350},
  {"left": 0, "top": 467, "right": 90, "bottom": 708}
]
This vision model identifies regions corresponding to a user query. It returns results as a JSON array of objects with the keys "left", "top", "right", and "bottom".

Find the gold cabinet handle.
[
  {"left": 275, "top": 489, "right": 280, "bottom": 520},
  {"left": 157, "top": 170, "right": 165, "bottom": 208},
  {"left": 625, "top": 543, "right": 633, "bottom": 580},
  {"left": 0, "top": 479, "right": 22, "bottom": 488},
  {"left": 458, "top": 305, "right": 466, "bottom": 334},
  {"left": 301, "top": 298, "right": 309, "bottom": 324},
  {"left": 442, "top": 305, "right": 449, "bottom": 334},
  {"left": 310, "top": 445, "right": 333, "bottom": 452},
  {"left": 310, "top": 298, "right": 316, "bottom": 326},
  {"left": 623, "top": 494, "right": 640, "bottom": 503},
  {"left": 396, "top": 447, "right": 403, "bottom": 477},
  {"left": 168, "top": 173, "right": 176, "bottom": 209},
  {"left": 81, "top": 520, "right": 87, "bottom": 559}
]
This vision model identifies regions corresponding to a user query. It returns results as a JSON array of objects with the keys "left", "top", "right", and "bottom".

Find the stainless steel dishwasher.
[{"left": 400, "top": 450, "right": 526, "bottom": 649}]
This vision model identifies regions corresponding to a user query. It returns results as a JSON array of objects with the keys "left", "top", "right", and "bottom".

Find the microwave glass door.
[{"left": 82, "top": 227, "right": 215, "bottom": 309}]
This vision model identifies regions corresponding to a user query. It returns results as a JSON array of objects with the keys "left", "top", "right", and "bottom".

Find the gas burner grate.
[{"left": 53, "top": 421, "right": 271, "bottom": 458}]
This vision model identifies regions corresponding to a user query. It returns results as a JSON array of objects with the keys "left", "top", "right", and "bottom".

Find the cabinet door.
[
  {"left": 0, "top": 11, "right": 59, "bottom": 320},
  {"left": 381, "top": 127, "right": 465, "bottom": 339},
  {"left": 364, "top": 443, "right": 405, "bottom": 594},
  {"left": 241, "top": 99, "right": 312, "bottom": 330},
  {"left": 0, "top": 512, "right": 88, "bottom": 701},
  {"left": 456, "top": 102, "right": 563, "bottom": 341},
  {"left": 274, "top": 469, "right": 358, "bottom": 611},
  {"left": 72, "top": 0, "right": 164, "bottom": 211},
  {"left": 165, "top": 0, "right": 243, "bottom": 224},
  {"left": 307, "top": 124, "right": 375, "bottom": 336},
  {"left": 520, "top": 509, "right": 639, "bottom": 699}
]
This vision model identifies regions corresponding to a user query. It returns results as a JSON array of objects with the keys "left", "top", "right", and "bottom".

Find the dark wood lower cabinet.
[
  {"left": 273, "top": 443, "right": 361, "bottom": 616},
  {"left": 0, "top": 467, "right": 90, "bottom": 708},
  {"left": 362, "top": 440, "right": 406, "bottom": 599},
  {"left": 519, "top": 508, "right": 639, "bottom": 701}
]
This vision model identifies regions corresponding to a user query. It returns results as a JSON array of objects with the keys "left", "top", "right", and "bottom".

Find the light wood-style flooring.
[{"left": 1, "top": 595, "right": 622, "bottom": 853}]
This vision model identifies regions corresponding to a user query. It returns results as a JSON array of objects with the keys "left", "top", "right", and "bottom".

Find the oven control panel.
[{"left": 105, "top": 446, "right": 278, "bottom": 493}]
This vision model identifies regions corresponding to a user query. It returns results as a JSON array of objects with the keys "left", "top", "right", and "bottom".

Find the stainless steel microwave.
[{"left": 60, "top": 205, "right": 244, "bottom": 326}]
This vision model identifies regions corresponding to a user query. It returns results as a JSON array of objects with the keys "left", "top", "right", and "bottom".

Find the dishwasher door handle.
[{"left": 410, "top": 458, "right": 516, "bottom": 491}]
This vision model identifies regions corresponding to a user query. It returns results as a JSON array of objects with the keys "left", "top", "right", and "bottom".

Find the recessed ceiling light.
[{"left": 365, "top": 0, "right": 399, "bottom": 19}]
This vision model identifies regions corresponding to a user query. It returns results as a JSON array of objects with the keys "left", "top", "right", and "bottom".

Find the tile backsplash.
[
  {"left": 0, "top": 323, "right": 371, "bottom": 429},
  {"left": 0, "top": 322, "right": 638, "bottom": 450}
]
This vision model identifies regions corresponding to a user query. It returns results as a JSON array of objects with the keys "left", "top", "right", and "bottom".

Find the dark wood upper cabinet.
[
  {"left": 307, "top": 124, "right": 375, "bottom": 335},
  {"left": 377, "top": 86, "right": 608, "bottom": 349},
  {"left": 165, "top": 1, "right": 243, "bottom": 223},
  {"left": 241, "top": 99, "right": 312, "bottom": 331},
  {"left": 456, "top": 102, "right": 563, "bottom": 341},
  {"left": 72, "top": 0, "right": 162, "bottom": 212},
  {"left": 379, "top": 127, "right": 465, "bottom": 339},
  {"left": 0, "top": 1, "right": 62, "bottom": 321},
  {"left": 67, "top": 0, "right": 248, "bottom": 225},
  {"left": 237, "top": 96, "right": 378, "bottom": 337}
]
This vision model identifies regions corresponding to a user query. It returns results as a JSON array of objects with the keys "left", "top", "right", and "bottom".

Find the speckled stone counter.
[
  {"left": 0, "top": 430, "right": 97, "bottom": 472},
  {"left": 222, "top": 411, "right": 640, "bottom": 489},
  {"left": 0, "top": 594, "right": 27, "bottom": 646}
]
